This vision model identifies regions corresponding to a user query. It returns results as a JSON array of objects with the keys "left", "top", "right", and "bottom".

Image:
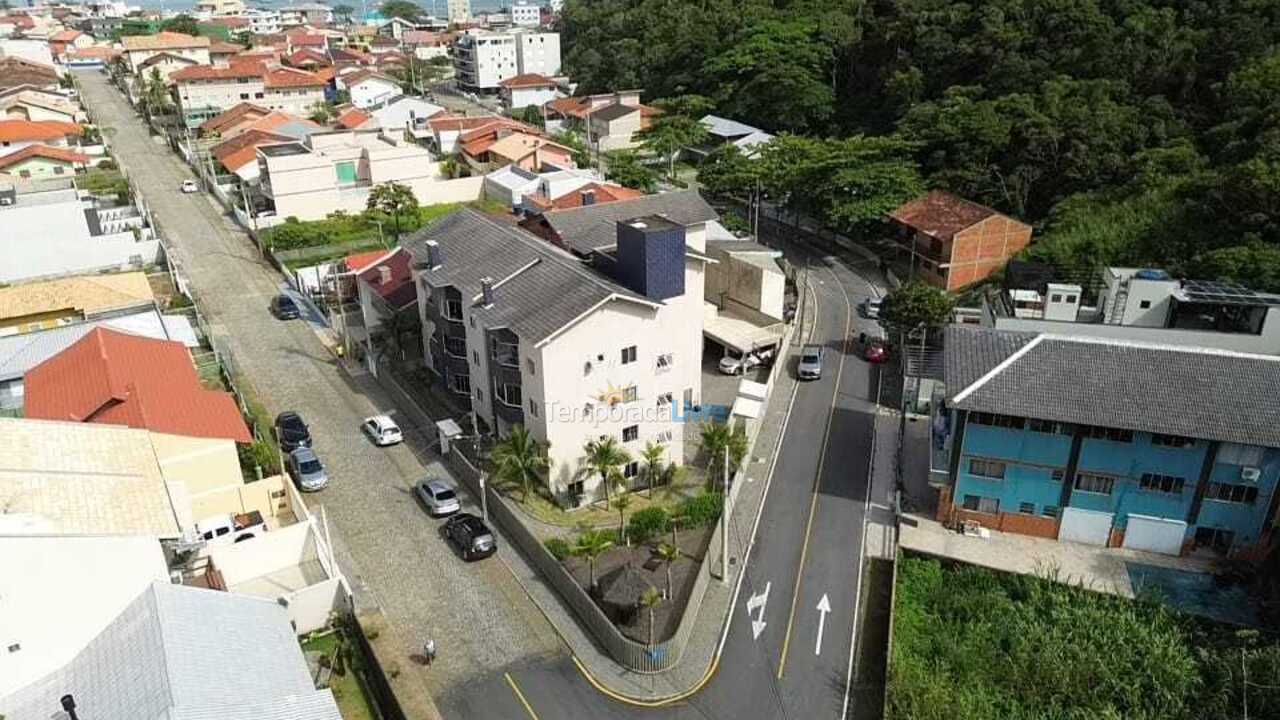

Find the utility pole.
[{"left": 720, "top": 445, "right": 729, "bottom": 583}]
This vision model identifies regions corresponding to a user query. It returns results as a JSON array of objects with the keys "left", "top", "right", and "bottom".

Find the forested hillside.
[{"left": 559, "top": 0, "right": 1280, "bottom": 289}]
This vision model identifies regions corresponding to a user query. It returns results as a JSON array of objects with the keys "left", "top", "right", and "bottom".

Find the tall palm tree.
[
  {"left": 640, "top": 442, "right": 665, "bottom": 498},
  {"left": 612, "top": 479, "right": 632, "bottom": 544},
  {"left": 655, "top": 542, "right": 679, "bottom": 599},
  {"left": 492, "top": 424, "right": 549, "bottom": 503},
  {"left": 572, "top": 529, "right": 613, "bottom": 592},
  {"left": 700, "top": 420, "right": 748, "bottom": 491},
  {"left": 582, "top": 436, "right": 629, "bottom": 509},
  {"left": 639, "top": 586, "right": 664, "bottom": 647}
]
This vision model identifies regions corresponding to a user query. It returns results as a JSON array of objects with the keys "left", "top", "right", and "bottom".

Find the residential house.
[
  {"left": 520, "top": 188, "right": 714, "bottom": 256},
  {"left": 499, "top": 72, "right": 561, "bottom": 112},
  {"left": 0, "top": 87, "right": 85, "bottom": 123},
  {"left": 0, "top": 581, "right": 341, "bottom": 720},
  {"left": 0, "top": 118, "right": 81, "bottom": 160},
  {"left": 588, "top": 101, "right": 649, "bottom": 152},
  {"left": 0, "top": 271, "right": 155, "bottom": 335},
  {"left": 0, "top": 56, "right": 59, "bottom": 91},
  {"left": 212, "top": 126, "right": 294, "bottom": 182},
  {"left": 365, "top": 95, "right": 446, "bottom": 139},
  {"left": 934, "top": 325, "right": 1280, "bottom": 558},
  {"left": 47, "top": 28, "right": 92, "bottom": 56},
  {"left": 284, "top": 46, "right": 331, "bottom": 70},
  {"left": 452, "top": 28, "right": 560, "bottom": 90},
  {"left": 334, "top": 106, "right": 372, "bottom": 129},
  {"left": 542, "top": 90, "right": 642, "bottom": 136},
  {"left": 404, "top": 30, "right": 453, "bottom": 61},
  {"left": 0, "top": 144, "right": 89, "bottom": 178},
  {"left": 173, "top": 63, "right": 326, "bottom": 128},
  {"left": 279, "top": 3, "right": 334, "bottom": 26},
  {"left": 968, "top": 265, "right": 1280, "bottom": 356},
  {"left": 692, "top": 114, "right": 774, "bottom": 159},
  {"left": 0, "top": 38, "right": 54, "bottom": 66},
  {"left": 408, "top": 207, "right": 711, "bottom": 502},
  {"left": 484, "top": 163, "right": 634, "bottom": 213},
  {"left": 195, "top": 0, "right": 246, "bottom": 15},
  {"left": 135, "top": 50, "right": 201, "bottom": 85},
  {"left": 121, "top": 31, "right": 211, "bottom": 73},
  {"left": 339, "top": 68, "right": 401, "bottom": 109},
  {"left": 353, "top": 247, "right": 418, "bottom": 369},
  {"left": 461, "top": 127, "right": 574, "bottom": 174},
  {"left": 285, "top": 30, "right": 329, "bottom": 54},
  {"left": 242, "top": 7, "right": 282, "bottom": 35},
  {"left": 209, "top": 39, "right": 245, "bottom": 65},
  {"left": 888, "top": 190, "right": 1033, "bottom": 291},
  {"left": 525, "top": 181, "right": 643, "bottom": 212},
  {"left": 198, "top": 101, "right": 272, "bottom": 138},
  {"left": 448, "top": 0, "right": 471, "bottom": 24},
  {"left": 254, "top": 128, "right": 481, "bottom": 221},
  {"left": 61, "top": 44, "right": 120, "bottom": 68},
  {"left": 427, "top": 114, "right": 534, "bottom": 154},
  {"left": 377, "top": 16, "right": 418, "bottom": 40}
]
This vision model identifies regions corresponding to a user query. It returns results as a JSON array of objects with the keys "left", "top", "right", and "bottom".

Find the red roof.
[
  {"left": 0, "top": 144, "right": 90, "bottom": 170},
  {"left": 24, "top": 328, "right": 252, "bottom": 443},
  {"left": 335, "top": 107, "right": 371, "bottom": 129},
  {"left": 499, "top": 73, "right": 556, "bottom": 89},
  {"left": 0, "top": 119, "right": 81, "bottom": 143},
  {"left": 209, "top": 40, "right": 245, "bottom": 54},
  {"left": 345, "top": 249, "right": 392, "bottom": 273},
  {"left": 549, "top": 182, "right": 644, "bottom": 209},
  {"left": 356, "top": 248, "right": 417, "bottom": 309},
  {"left": 286, "top": 48, "right": 331, "bottom": 67},
  {"left": 889, "top": 190, "right": 1012, "bottom": 239},
  {"left": 212, "top": 128, "right": 291, "bottom": 171},
  {"left": 49, "top": 29, "right": 82, "bottom": 43},
  {"left": 264, "top": 68, "right": 325, "bottom": 88},
  {"left": 198, "top": 102, "right": 271, "bottom": 135},
  {"left": 172, "top": 63, "right": 264, "bottom": 82},
  {"left": 290, "top": 34, "right": 328, "bottom": 48}
]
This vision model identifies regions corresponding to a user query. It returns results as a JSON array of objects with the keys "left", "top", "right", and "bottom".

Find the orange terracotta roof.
[
  {"left": 24, "top": 328, "right": 252, "bottom": 443},
  {"left": 49, "top": 29, "right": 82, "bottom": 43},
  {"left": 198, "top": 102, "right": 271, "bottom": 134},
  {"left": 457, "top": 118, "right": 539, "bottom": 142},
  {"left": 335, "top": 107, "right": 371, "bottom": 129},
  {"left": 212, "top": 127, "right": 291, "bottom": 171},
  {"left": 172, "top": 63, "right": 264, "bottom": 82},
  {"left": 208, "top": 41, "right": 245, "bottom": 54},
  {"left": 345, "top": 249, "right": 393, "bottom": 273},
  {"left": 137, "top": 51, "right": 199, "bottom": 70},
  {"left": 290, "top": 34, "right": 327, "bottom": 47},
  {"left": 204, "top": 16, "right": 249, "bottom": 29},
  {"left": 245, "top": 111, "right": 309, "bottom": 133},
  {"left": 549, "top": 182, "right": 644, "bottom": 209},
  {"left": 285, "top": 48, "right": 330, "bottom": 67},
  {"left": 889, "top": 190, "right": 1010, "bottom": 240},
  {"left": 264, "top": 68, "right": 325, "bottom": 88},
  {"left": 122, "top": 31, "right": 211, "bottom": 51},
  {"left": 0, "top": 143, "right": 90, "bottom": 170},
  {"left": 499, "top": 73, "right": 556, "bottom": 89},
  {"left": 66, "top": 46, "right": 120, "bottom": 60},
  {"left": 311, "top": 67, "right": 336, "bottom": 83},
  {"left": 545, "top": 95, "right": 590, "bottom": 117},
  {"left": 0, "top": 119, "right": 81, "bottom": 143}
]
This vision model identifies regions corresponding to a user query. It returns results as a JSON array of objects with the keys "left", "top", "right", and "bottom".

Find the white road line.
[{"left": 814, "top": 594, "right": 831, "bottom": 655}]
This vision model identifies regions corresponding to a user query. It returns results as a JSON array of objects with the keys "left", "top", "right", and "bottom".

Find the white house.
[
  {"left": 340, "top": 69, "right": 403, "bottom": 109},
  {"left": 121, "top": 31, "right": 211, "bottom": 73},
  {"left": 173, "top": 64, "right": 326, "bottom": 128},
  {"left": 499, "top": 72, "right": 561, "bottom": 112}
]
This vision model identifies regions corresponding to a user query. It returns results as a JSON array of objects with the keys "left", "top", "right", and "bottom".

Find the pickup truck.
[{"left": 196, "top": 511, "right": 267, "bottom": 545}]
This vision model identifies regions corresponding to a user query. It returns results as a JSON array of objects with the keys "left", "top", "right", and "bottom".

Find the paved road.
[{"left": 77, "top": 70, "right": 564, "bottom": 700}]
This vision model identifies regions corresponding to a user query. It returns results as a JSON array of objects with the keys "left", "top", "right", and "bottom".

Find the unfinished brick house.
[{"left": 888, "top": 190, "right": 1032, "bottom": 291}]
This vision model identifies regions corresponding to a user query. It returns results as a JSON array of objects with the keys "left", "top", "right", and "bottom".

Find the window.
[
  {"left": 968, "top": 412, "right": 1025, "bottom": 430},
  {"left": 656, "top": 392, "right": 673, "bottom": 407},
  {"left": 968, "top": 458, "right": 1006, "bottom": 480},
  {"left": 475, "top": 388, "right": 483, "bottom": 402},
  {"left": 334, "top": 161, "right": 357, "bottom": 185},
  {"left": 526, "top": 358, "right": 536, "bottom": 375},
  {"left": 1019, "top": 502, "right": 1036, "bottom": 515},
  {"left": 254, "top": 92, "right": 264, "bottom": 99},
  {"left": 1152, "top": 433, "right": 1195, "bottom": 448},
  {"left": 1066, "top": 295, "right": 1078, "bottom": 303},
  {"left": 444, "top": 298, "right": 463, "bottom": 320},
  {"left": 444, "top": 336, "right": 467, "bottom": 358},
  {"left": 1028, "top": 418, "right": 1068, "bottom": 434},
  {"left": 656, "top": 353, "right": 673, "bottom": 372},
  {"left": 1041, "top": 505, "right": 1059, "bottom": 519},
  {"left": 622, "top": 425, "right": 639, "bottom": 442},
  {"left": 962, "top": 495, "right": 999, "bottom": 514},
  {"left": 1206, "top": 482, "right": 1259, "bottom": 505},
  {"left": 469, "top": 315, "right": 475, "bottom": 328},
  {"left": 621, "top": 345, "right": 637, "bottom": 364},
  {"left": 52, "top": 166, "right": 64, "bottom": 175},
  {"left": 497, "top": 383, "right": 521, "bottom": 407},
  {"left": 1139, "top": 300, "right": 1151, "bottom": 309},
  {"left": 18, "top": 170, "right": 29, "bottom": 178},
  {"left": 448, "top": 373, "right": 471, "bottom": 394},
  {"left": 1051, "top": 294, "right": 1062, "bottom": 303},
  {"left": 239, "top": 92, "right": 249, "bottom": 100},
  {"left": 1195, "top": 526, "right": 1235, "bottom": 553},
  {"left": 1074, "top": 472, "right": 1115, "bottom": 495},
  {"left": 1139, "top": 473, "right": 1186, "bottom": 495},
  {"left": 1086, "top": 426, "right": 1134, "bottom": 443},
  {"left": 472, "top": 350, "right": 479, "bottom": 365},
  {"left": 623, "top": 461, "right": 638, "bottom": 478},
  {"left": 529, "top": 400, "right": 538, "bottom": 418},
  {"left": 1051, "top": 469, "right": 1065, "bottom": 482},
  {"left": 655, "top": 429, "right": 673, "bottom": 443}
]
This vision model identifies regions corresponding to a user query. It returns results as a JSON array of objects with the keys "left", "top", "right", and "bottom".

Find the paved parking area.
[{"left": 78, "top": 71, "right": 561, "bottom": 698}]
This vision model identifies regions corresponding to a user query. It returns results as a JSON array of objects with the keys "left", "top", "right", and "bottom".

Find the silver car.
[
  {"left": 287, "top": 447, "right": 329, "bottom": 492},
  {"left": 416, "top": 478, "right": 461, "bottom": 517},
  {"left": 798, "top": 344, "right": 825, "bottom": 380}
]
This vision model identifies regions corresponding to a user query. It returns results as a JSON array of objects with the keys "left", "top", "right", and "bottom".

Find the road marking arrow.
[
  {"left": 746, "top": 581, "right": 771, "bottom": 640},
  {"left": 814, "top": 593, "right": 831, "bottom": 656}
]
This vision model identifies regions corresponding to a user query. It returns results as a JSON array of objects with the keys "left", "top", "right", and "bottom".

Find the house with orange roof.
[
  {"left": 0, "top": 119, "right": 82, "bottom": 160},
  {"left": 334, "top": 106, "right": 373, "bottom": 130},
  {"left": 198, "top": 102, "right": 272, "bottom": 138},
  {"left": 208, "top": 40, "right": 245, "bottom": 66},
  {"left": 284, "top": 48, "right": 331, "bottom": 69},
  {"left": 463, "top": 130, "right": 574, "bottom": 174},
  {"left": 174, "top": 63, "right": 325, "bottom": 128},
  {"left": 48, "top": 29, "right": 92, "bottom": 56},
  {"left": 428, "top": 114, "right": 538, "bottom": 154},
  {"left": 136, "top": 51, "right": 201, "bottom": 85},
  {"left": 499, "top": 73, "right": 563, "bottom": 112},
  {"left": 121, "top": 31, "right": 211, "bottom": 73},
  {"left": 0, "top": 144, "right": 90, "bottom": 179},
  {"left": 543, "top": 90, "right": 645, "bottom": 136}
]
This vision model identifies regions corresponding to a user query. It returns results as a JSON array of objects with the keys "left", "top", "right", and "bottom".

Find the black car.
[
  {"left": 444, "top": 513, "right": 497, "bottom": 561},
  {"left": 271, "top": 294, "right": 301, "bottom": 320},
  {"left": 274, "top": 411, "right": 312, "bottom": 452}
]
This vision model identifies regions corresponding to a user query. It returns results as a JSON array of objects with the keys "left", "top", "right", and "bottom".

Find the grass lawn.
[
  {"left": 301, "top": 632, "right": 378, "bottom": 720},
  {"left": 494, "top": 466, "right": 708, "bottom": 531}
]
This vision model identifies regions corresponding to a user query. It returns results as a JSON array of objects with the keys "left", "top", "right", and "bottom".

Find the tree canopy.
[
  {"left": 380, "top": 0, "right": 421, "bottom": 21},
  {"left": 560, "top": 0, "right": 1280, "bottom": 288}
]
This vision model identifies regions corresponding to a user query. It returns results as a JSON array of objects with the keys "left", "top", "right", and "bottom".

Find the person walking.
[{"left": 423, "top": 638, "right": 437, "bottom": 667}]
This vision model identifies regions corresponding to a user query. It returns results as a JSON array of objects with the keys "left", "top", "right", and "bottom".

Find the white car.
[
  {"left": 180, "top": 179, "right": 199, "bottom": 193},
  {"left": 718, "top": 348, "right": 773, "bottom": 376},
  {"left": 416, "top": 478, "right": 461, "bottom": 517},
  {"left": 362, "top": 414, "right": 403, "bottom": 446}
]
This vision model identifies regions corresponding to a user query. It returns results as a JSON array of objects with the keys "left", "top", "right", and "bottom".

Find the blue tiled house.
[{"left": 934, "top": 326, "right": 1280, "bottom": 557}]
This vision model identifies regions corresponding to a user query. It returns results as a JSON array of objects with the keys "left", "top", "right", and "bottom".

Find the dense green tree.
[
  {"left": 379, "top": 0, "right": 421, "bottom": 22},
  {"left": 703, "top": 19, "right": 834, "bottom": 134},
  {"left": 881, "top": 282, "right": 954, "bottom": 331},
  {"left": 160, "top": 14, "right": 199, "bottom": 36},
  {"left": 365, "top": 182, "right": 418, "bottom": 242},
  {"left": 639, "top": 95, "right": 712, "bottom": 180},
  {"left": 332, "top": 3, "right": 355, "bottom": 23},
  {"left": 603, "top": 150, "right": 658, "bottom": 192}
]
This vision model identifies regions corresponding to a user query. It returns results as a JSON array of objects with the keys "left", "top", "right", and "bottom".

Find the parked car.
[
  {"left": 718, "top": 347, "right": 774, "bottom": 376},
  {"left": 416, "top": 478, "right": 461, "bottom": 517},
  {"left": 362, "top": 415, "right": 403, "bottom": 446},
  {"left": 798, "top": 344, "right": 825, "bottom": 380},
  {"left": 180, "top": 179, "right": 199, "bottom": 193},
  {"left": 287, "top": 447, "right": 329, "bottom": 492},
  {"left": 270, "top": 294, "right": 301, "bottom": 320},
  {"left": 444, "top": 512, "right": 496, "bottom": 561},
  {"left": 196, "top": 511, "right": 266, "bottom": 545},
  {"left": 858, "top": 297, "right": 884, "bottom": 320},
  {"left": 864, "top": 343, "right": 889, "bottom": 364},
  {"left": 274, "top": 411, "right": 311, "bottom": 452}
]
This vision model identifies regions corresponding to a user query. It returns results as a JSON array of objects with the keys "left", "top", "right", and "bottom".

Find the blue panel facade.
[
  {"left": 954, "top": 423, "right": 1071, "bottom": 517},
  {"left": 1196, "top": 449, "right": 1280, "bottom": 547},
  {"left": 615, "top": 219, "right": 686, "bottom": 301},
  {"left": 1072, "top": 434, "right": 1206, "bottom": 529}
]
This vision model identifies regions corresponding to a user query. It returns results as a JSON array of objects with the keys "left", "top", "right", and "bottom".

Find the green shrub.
[
  {"left": 679, "top": 492, "right": 723, "bottom": 526},
  {"left": 544, "top": 536, "right": 571, "bottom": 561},
  {"left": 627, "top": 506, "right": 669, "bottom": 543}
]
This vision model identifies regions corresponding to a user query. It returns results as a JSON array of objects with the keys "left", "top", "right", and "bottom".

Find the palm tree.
[
  {"left": 143, "top": 67, "right": 171, "bottom": 119},
  {"left": 639, "top": 586, "right": 664, "bottom": 647},
  {"left": 572, "top": 529, "right": 613, "bottom": 592},
  {"left": 655, "top": 542, "right": 679, "bottom": 599},
  {"left": 492, "top": 424, "right": 548, "bottom": 503},
  {"left": 613, "top": 480, "right": 632, "bottom": 545},
  {"left": 640, "top": 442, "right": 665, "bottom": 498},
  {"left": 700, "top": 420, "right": 749, "bottom": 491},
  {"left": 582, "top": 436, "right": 629, "bottom": 509}
]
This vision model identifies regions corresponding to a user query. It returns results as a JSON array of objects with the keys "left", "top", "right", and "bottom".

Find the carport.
[{"left": 703, "top": 303, "right": 784, "bottom": 356}]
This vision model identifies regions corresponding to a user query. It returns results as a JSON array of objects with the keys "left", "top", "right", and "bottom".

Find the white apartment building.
[
  {"left": 121, "top": 32, "right": 211, "bottom": 73},
  {"left": 407, "top": 194, "right": 716, "bottom": 504},
  {"left": 448, "top": 0, "right": 471, "bottom": 24},
  {"left": 511, "top": 1, "right": 542, "bottom": 26},
  {"left": 255, "top": 129, "right": 482, "bottom": 221},
  {"left": 452, "top": 29, "right": 560, "bottom": 90},
  {"left": 173, "top": 65, "right": 326, "bottom": 128},
  {"left": 279, "top": 2, "right": 334, "bottom": 26},
  {"left": 195, "top": 0, "right": 246, "bottom": 15},
  {"left": 243, "top": 8, "right": 283, "bottom": 34}
]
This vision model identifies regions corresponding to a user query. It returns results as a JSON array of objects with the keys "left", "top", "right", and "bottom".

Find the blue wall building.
[{"left": 937, "top": 327, "right": 1280, "bottom": 557}]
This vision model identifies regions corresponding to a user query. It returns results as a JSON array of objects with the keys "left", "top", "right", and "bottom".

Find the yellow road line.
[
  {"left": 776, "top": 262, "right": 853, "bottom": 680},
  {"left": 505, "top": 672, "right": 541, "bottom": 720}
]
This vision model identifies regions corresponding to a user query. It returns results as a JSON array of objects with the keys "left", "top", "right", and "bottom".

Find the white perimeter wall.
[{"left": 0, "top": 201, "right": 161, "bottom": 283}]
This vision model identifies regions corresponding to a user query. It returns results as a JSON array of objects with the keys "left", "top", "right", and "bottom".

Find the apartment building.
[
  {"left": 448, "top": 0, "right": 471, "bottom": 24},
  {"left": 935, "top": 325, "right": 1280, "bottom": 558},
  {"left": 888, "top": 190, "right": 1032, "bottom": 291},
  {"left": 243, "top": 8, "right": 282, "bottom": 35},
  {"left": 452, "top": 29, "right": 560, "bottom": 90},
  {"left": 195, "top": 0, "right": 246, "bottom": 14},
  {"left": 121, "top": 31, "right": 211, "bottom": 73},
  {"left": 255, "top": 128, "right": 480, "bottom": 220},
  {"left": 173, "top": 63, "right": 325, "bottom": 128},
  {"left": 511, "top": 0, "right": 541, "bottom": 27},
  {"left": 407, "top": 199, "right": 714, "bottom": 503},
  {"left": 279, "top": 2, "right": 333, "bottom": 26}
]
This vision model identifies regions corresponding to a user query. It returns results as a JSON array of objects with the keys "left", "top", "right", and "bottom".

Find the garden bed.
[{"left": 301, "top": 630, "right": 379, "bottom": 720}]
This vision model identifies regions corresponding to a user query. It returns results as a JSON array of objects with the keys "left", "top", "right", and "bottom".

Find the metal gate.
[
  {"left": 1058, "top": 507, "right": 1113, "bottom": 546},
  {"left": 1122, "top": 515, "right": 1186, "bottom": 556}
]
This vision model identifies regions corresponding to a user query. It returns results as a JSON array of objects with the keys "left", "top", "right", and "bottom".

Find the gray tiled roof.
[
  {"left": 405, "top": 210, "right": 655, "bottom": 344},
  {"left": 944, "top": 325, "right": 1280, "bottom": 448},
  {"left": 0, "top": 582, "right": 340, "bottom": 720},
  {"left": 540, "top": 189, "right": 718, "bottom": 255},
  {"left": 592, "top": 102, "right": 639, "bottom": 123}
]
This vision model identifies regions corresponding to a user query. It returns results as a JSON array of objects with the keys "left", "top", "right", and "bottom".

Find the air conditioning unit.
[{"left": 1241, "top": 466, "right": 1262, "bottom": 483}]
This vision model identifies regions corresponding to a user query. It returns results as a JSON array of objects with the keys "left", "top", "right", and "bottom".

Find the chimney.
[
  {"left": 580, "top": 188, "right": 595, "bottom": 206},
  {"left": 480, "top": 276, "right": 495, "bottom": 307},
  {"left": 425, "top": 240, "right": 443, "bottom": 269},
  {"left": 378, "top": 265, "right": 392, "bottom": 285}
]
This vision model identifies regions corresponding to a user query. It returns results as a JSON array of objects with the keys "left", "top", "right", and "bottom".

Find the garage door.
[
  {"left": 1123, "top": 515, "right": 1186, "bottom": 556},
  {"left": 1058, "top": 507, "right": 1113, "bottom": 546}
]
